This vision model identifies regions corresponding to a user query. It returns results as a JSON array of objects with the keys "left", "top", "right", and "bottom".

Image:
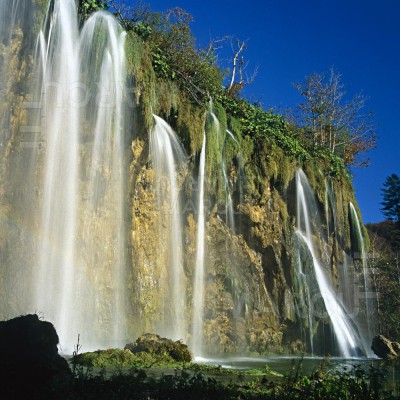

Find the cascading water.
[
  {"left": 0, "top": 0, "right": 378, "bottom": 360},
  {"left": 34, "top": 0, "right": 82, "bottom": 353},
  {"left": 0, "top": 0, "right": 34, "bottom": 147},
  {"left": 296, "top": 169, "right": 365, "bottom": 357},
  {"left": 0, "top": 0, "right": 129, "bottom": 352},
  {"left": 149, "top": 115, "right": 187, "bottom": 341},
  {"left": 349, "top": 202, "right": 375, "bottom": 349},
  {"left": 227, "top": 130, "right": 244, "bottom": 228},
  {"left": 222, "top": 165, "right": 235, "bottom": 232},
  {"left": 208, "top": 103, "right": 233, "bottom": 231},
  {"left": 192, "top": 133, "right": 206, "bottom": 357},
  {"left": 221, "top": 128, "right": 233, "bottom": 231},
  {"left": 222, "top": 129, "right": 242, "bottom": 233},
  {"left": 207, "top": 107, "right": 241, "bottom": 234},
  {"left": 0, "top": 0, "right": 43, "bottom": 318},
  {"left": 295, "top": 248, "right": 315, "bottom": 355},
  {"left": 78, "top": 11, "right": 128, "bottom": 348},
  {"left": 338, "top": 251, "right": 358, "bottom": 322}
]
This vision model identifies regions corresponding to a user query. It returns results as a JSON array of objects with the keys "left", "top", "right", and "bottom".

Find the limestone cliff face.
[
  {"left": 0, "top": 3, "right": 368, "bottom": 355},
  {"left": 128, "top": 119, "right": 361, "bottom": 355}
]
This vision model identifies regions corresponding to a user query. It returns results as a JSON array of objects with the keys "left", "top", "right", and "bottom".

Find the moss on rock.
[{"left": 125, "top": 333, "right": 192, "bottom": 362}]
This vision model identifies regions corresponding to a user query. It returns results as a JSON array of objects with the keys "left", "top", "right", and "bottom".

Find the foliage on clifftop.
[{"left": 78, "top": 1, "right": 363, "bottom": 181}]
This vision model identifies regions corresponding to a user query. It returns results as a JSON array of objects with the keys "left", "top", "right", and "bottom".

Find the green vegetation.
[
  {"left": 74, "top": 334, "right": 193, "bottom": 369},
  {"left": 72, "top": 348, "right": 283, "bottom": 376},
  {"left": 218, "top": 96, "right": 308, "bottom": 160},
  {"left": 15, "top": 357, "right": 400, "bottom": 399},
  {"left": 74, "top": 348, "right": 179, "bottom": 369},
  {"left": 125, "top": 333, "right": 192, "bottom": 363},
  {"left": 77, "top": 1, "right": 357, "bottom": 184},
  {"left": 106, "top": 2, "right": 223, "bottom": 106},
  {"left": 78, "top": 0, "right": 109, "bottom": 21},
  {"left": 366, "top": 176, "right": 400, "bottom": 340},
  {"left": 367, "top": 220, "right": 400, "bottom": 340}
]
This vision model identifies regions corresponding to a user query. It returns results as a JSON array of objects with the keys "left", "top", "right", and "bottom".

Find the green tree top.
[{"left": 381, "top": 173, "right": 400, "bottom": 222}]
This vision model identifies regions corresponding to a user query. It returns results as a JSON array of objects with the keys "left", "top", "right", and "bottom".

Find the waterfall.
[
  {"left": 296, "top": 169, "right": 364, "bottom": 357},
  {"left": 349, "top": 202, "right": 375, "bottom": 352},
  {"left": 222, "top": 129, "right": 242, "bottom": 233},
  {"left": 149, "top": 115, "right": 187, "bottom": 341},
  {"left": 208, "top": 103, "right": 233, "bottom": 231},
  {"left": 34, "top": 0, "right": 81, "bottom": 352},
  {"left": 324, "top": 179, "right": 338, "bottom": 243},
  {"left": 0, "top": 0, "right": 31, "bottom": 146},
  {"left": 221, "top": 129, "right": 234, "bottom": 232},
  {"left": 338, "top": 252, "right": 358, "bottom": 321},
  {"left": 1, "top": 1, "right": 378, "bottom": 359},
  {"left": 79, "top": 11, "right": 128, "bottom": 348},
  {"left": 192, "top": 133, "right": 206, "bottom": 356},
  {"left": 227, "top": 129, "right": 244, "bottom": 229},
  {"left": 0, "top": 0, "right": 130, "bottom": 352},
  {"left": 0, "top": 0, "right": 42, "bottom": 318},
  {"left": 295, "top": 247, "right": 315, "bottom": 355},
  {"left": 221, "top": 166, "right": 235, "bottom": 232},
  {"left": 324, "top": 180, "right": 330, "bottom": 244},
  {"left": 0, "top": 0, "right": 36, "bottom": 95}
]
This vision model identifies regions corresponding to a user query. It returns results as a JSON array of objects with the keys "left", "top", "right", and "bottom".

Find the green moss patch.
[{"left": 125, "top": 333, "right": 192, "bottom": 363}]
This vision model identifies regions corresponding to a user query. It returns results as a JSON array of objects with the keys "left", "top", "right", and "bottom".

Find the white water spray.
[
  {"left": 192, "top": 133, "right": 206, "bottom": 356},
  {"left": 150, "top": 115, "right": 187, "bottom": 341},
  {"left": 349, "top": 202, "right": 374, "bottom": 352},
  {"left": 35, "top": 0, "right": 81, "bottom": 352},
  {"left": 296, "top": 170, "right": 364, "bottom": 357},
  {"left": 32, "top": 1, "right": 128, "bottom": 352}
]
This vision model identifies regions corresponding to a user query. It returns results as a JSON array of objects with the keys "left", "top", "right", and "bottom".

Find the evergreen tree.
[{"left": 380, "top": 173, "right": 400, "bottom": 222}]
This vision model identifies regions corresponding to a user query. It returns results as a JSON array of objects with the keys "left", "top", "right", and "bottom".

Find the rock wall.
[
  {"left": 0, "top": 2, "right": 369, "bottom": 356},
  {"left": 127, "top": 118, "right": 361, "bottom": 355}
]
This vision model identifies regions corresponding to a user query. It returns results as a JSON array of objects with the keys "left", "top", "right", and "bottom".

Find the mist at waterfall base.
[
  {"left": 1, "top": 0, "right": 130, "bottom": 352},
  {"left": 0, "top": 0, "right": 376, "bottom": 359}
]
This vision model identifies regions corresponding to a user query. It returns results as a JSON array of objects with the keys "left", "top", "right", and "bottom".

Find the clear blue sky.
[{"left": 127, "top": 0, "right": 399, "bottom": 223}]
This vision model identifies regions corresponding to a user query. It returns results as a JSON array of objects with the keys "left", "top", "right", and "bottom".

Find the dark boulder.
[
  {"left": 371, "top": 334, "right": 399, "bottom": 359},
  {"left": 0, "top": 314, "right": 71, "bottom": 387},
  {"left": 125, "top": 333, "right": 192, "bottom": 362}
]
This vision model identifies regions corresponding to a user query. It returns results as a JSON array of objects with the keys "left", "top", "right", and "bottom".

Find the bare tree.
[
  {"left": 295, "top": 68, "right": 377, "bottom": 167},
  {"left": 226, "top": 38, "right": 258, "bottom": 95}
]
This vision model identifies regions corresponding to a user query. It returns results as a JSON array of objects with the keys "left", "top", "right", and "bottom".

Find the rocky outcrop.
[
  {"left": 371, "top": 335, "right": 400, "bottom": 359},
  {"left": 0, "top": 314, "right": 70, "bottom": 386},
  {"left": 125, "top": 333, "right": 192, "bottom": 362}
]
